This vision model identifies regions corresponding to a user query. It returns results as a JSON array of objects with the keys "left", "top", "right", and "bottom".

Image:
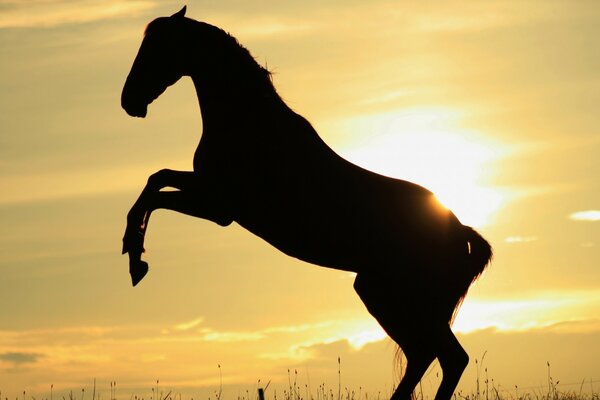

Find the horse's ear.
[{"left": 171, "top": 5, "right": 186, "bottom": 18}]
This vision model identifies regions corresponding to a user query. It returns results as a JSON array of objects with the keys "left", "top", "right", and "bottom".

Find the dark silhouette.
[{"left": 120, "top": 7, "right": 492, "bottom": 400}]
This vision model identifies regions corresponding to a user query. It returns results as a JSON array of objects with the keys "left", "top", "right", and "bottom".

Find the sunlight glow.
[{"left": 336, "top": 108, "right": 509, "bottom": 227}]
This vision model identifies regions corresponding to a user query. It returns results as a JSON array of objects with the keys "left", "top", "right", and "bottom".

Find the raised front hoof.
[{"left": 130, "top": 260, "right": 149, "bottom": 287}]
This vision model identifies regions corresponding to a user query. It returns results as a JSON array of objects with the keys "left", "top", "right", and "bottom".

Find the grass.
[
  {"left": 2, "top": 359, "right": 598, "bottom": 400},
  {"left": 448, "top": 358, "right": 599, "bottom": 400}
]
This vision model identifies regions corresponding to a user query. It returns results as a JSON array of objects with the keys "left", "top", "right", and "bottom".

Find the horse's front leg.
[
  {"left": 122, "top": 169, "right": 193, "bottom": 286},
  {"left": 122, "top": 169, "right": 232, "bottom": 286}
]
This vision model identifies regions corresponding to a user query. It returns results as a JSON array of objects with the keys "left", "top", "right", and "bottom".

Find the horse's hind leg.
[
  {"left": 354, "top": 275, "right": 436, "bottom": 400},
  {"left": 393, "top": 324, "right": 467, "bottom": 400},
  {"left": 434, "top": 325, "right": 469, "bottom": 400},
  {"left": 391, "top": 342, "right": 436, "bottom": 400}
]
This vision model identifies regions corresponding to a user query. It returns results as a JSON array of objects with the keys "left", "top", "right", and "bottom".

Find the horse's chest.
[{"left": 192, "top": 139, "right": 235, "bottom": 177}]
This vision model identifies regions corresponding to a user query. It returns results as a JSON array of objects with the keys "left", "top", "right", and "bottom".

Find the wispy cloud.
[
  {"left": 174, "top": 316, "right": 204, "bottom": 331},
  {"left": 569, "top": 210, "right": 600, "bottom": 221},
  {"left": 212, "top": 14, "right": 318, "bottom": 40},
  {"left": 170, "top": 318, "right": 337, "bottom": 343},
  {"left": 504, "top": 236, "right": 538, "bottom": 243},
  {"left": 0, "top": 0, "right": 155, "bottom": 28},
  {"left": 199, "top": 329, "right": 265, "bottom": 343},
  {"left": 0, "top": 160, "right": 179, "bottom": 205},
  {"left": 0, "top": 351, "right": 43, "bottom": 365}
]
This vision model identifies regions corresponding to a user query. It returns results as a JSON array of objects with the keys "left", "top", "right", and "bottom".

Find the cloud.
[
  {"left": 543, "top": 318, "right": 600, "bottom": 334},
  {"left": 175, "top": 316, "right": 205, "bottom": 331},
  {"left": 569, "top": 210, "right": 600, "bottom": 221},
  {"left": 199, "top": 329, "right": 265, "bottom": 343},
  {"left": 0, "top": 321, "right": 387, "bottom": 395},
  {"left": 170, "top": 318, "right": 338, "bottom": 344},
  {"left": 0, "top": 351, "right": 43, "bottom": 365},
  {"left": 1, "top": 318, "right": 599, "bottom": 398},
  {"left": 209, "top": 14, "right": 318, "bottom": 40},
  {"left": 504, "top": 236, "right": 538, "bottom": 243},
  {"left": 454, "top": 290, "right": 600, "bottom": 334},
  {"left": 0, "top": 160, "right": 177, "bottom": 205},
  {"left": 0, "top": 0, "right": 155, "bottom": 28}
]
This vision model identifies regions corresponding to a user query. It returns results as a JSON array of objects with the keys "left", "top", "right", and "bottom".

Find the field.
[{"left": 4, "top": 360, "right": 598, "bottom": 400}]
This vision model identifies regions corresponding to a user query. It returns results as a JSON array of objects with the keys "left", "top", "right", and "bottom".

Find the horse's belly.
[
  {"left": 236, "top": 209, "right": 416, "bottom": 274},
  {"left": 252, "top": 223, "right": 446, "bottom": 276},
  {"left": 235, "top": 212, "right": 367, "bottom": 272}
]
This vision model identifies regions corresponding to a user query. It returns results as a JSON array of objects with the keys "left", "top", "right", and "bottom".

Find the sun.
[{"left": 334, "top": 107, "right": 507, "bottom": 228}]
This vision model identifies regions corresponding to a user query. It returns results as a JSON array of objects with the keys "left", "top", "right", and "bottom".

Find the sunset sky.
[{"left": 1, "top": 0, "right": 599, "bottom": 398}]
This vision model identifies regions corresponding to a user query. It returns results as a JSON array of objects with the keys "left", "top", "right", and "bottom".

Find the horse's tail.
[
  {"left": 450, "top": 225, "right": 493, "bottom": 323},
  {"left": 464, "top": 225, "right": 493, "bottom": 282}
]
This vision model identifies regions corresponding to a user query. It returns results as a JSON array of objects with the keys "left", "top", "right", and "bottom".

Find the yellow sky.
[{"left": 1, "top": 0, "right": 599, "bottom": 398}]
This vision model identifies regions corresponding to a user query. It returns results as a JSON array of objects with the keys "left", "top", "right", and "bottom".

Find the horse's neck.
[
  {"left": 189, "top": 53, "right": 337, "bottom": 165},
  {"left": 191, "top": 76, "right": 226, "bottom": 131},
  {"left": 191, "top": 72, "right": 283, "bottom": 132}
]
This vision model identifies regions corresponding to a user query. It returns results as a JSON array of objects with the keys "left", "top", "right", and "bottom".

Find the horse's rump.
[{"left": 353, "top": 223, "right": 491, "bottom": 324}]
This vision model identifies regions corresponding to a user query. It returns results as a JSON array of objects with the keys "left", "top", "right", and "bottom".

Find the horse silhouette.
[{"left": 121, "top": 7, "right": 492, "bottom": 400}]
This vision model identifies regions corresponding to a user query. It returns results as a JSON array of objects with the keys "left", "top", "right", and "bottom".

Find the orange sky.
[{"left": 1, "top": 1, "right": 599, "bottom": 398}]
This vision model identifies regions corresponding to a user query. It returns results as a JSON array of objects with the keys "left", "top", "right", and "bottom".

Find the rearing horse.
[{"left": 121, "top": 7, "right": 492, "bottom": 400}]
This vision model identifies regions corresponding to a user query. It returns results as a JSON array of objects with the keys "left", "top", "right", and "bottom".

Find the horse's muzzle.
[
  {"left": 121, "top": 92, "right": 148, "bottom": 118},
  {"left": 123, "top": 102, "right": 148, "bottom": 118},
  {"left": 121, "top": 78, "right": 149, "bottom": 118}
]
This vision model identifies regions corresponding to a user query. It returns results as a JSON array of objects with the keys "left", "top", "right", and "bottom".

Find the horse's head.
[{"left": 121, "top": 6, "right": 189, "bottom": 118}]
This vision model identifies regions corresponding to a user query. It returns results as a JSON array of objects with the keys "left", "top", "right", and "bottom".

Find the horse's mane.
[
  {"left": 220, "top": 31, "right": 277, "bottom": 92},
  {"left": 222, "top": 32, "right": 274, "bottom": 81},
  {"left": 145, "top": 17, "right": 277, "bottom": 96}
]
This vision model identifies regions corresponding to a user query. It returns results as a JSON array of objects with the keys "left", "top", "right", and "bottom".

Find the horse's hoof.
[{"left": 130, "top": 260, "right": 149, "bottom": 287}]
